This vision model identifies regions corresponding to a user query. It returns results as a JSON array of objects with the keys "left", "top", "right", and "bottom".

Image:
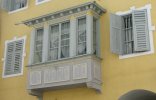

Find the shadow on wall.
[{"left": 119, "top": 89, "right": 156, "bottom": 100}]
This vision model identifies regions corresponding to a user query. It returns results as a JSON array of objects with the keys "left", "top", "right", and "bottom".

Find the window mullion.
[
  {"left": 29, "top": 28, "right": 35, "bottom": 65},
  {"left": 42, "top": 24, "right": 49, "bottom": 62},
  {"left": 86, "top": 14, "right": 93, "bottom": 54}
]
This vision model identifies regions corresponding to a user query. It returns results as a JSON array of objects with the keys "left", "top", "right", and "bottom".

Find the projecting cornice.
[{"left": 20, "top": 1, "right": 106, "bottom": 26}]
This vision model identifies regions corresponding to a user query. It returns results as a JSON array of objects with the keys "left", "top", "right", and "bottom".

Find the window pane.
[
  {"left": 61, "top": 22, "right": 70, "bottom": 58},
  {"left": 49, "top": 25, "right": 59, "bottom": 60},
  {"left": 93, "top": 18, "right": 96, "bottom": 54},
  {"left": 34, "top": 28, "right": 43, "bottom": 63},
  {"left": 77, "top": 17, "right": 86, "bottom": 55},
  {"left": 123, "top": 14, "right": 134, "bottom": 54},
  {"left": 38, "top": 0, "right": 45, "bottom": 2},
  {"left": 10, "top": 0, "right": 27, "bottom": 11}
]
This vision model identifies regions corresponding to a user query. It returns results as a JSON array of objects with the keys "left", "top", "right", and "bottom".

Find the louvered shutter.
[
  {"left": 4, "top": 42, "right": 14, "bottom": 75},
  {"left": 110, "top": 13, "right": 124, "bottom": 55},
  {"left": 14, "top": 40, "right": 24, "bottom": 74},
  {"left": 132, "top": 9, "right": 150, "bottom": 52},
  {"left": 0, "top": 0, "right": 11, "bottom": 11},
  {"left": 4, "top": 39, "right": 24, "bottom": 76}
]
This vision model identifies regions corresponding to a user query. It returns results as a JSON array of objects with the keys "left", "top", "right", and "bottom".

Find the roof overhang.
[{"left": 19, "top": 1, "right": 106, "bottom": 26}]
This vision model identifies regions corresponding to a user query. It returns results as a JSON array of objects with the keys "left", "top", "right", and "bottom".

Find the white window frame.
[
  {"left": 116, "top": 4, "right": 155, "bottom": 59},
  {"left": 35, "top": 0, "right": 51, "bottom": 5},
  {"left": 76, "top": 16, "right": 87, "bottom": 56},
  {"left": 8, "top": 0, "right": 28, "bottom": 14},
  {"left": 2, "top": 36, "right": 26, "bottom": 78},
  {"left": 48, "top": 20, "right": 70, "bottom": 61}
]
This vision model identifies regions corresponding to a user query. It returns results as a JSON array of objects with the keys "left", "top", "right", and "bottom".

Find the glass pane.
[
  {"left": 34, "top": 28, "right": 43, "bottom": 63},
  {"left": 93, "top": 18, "right": 96, "bottom": 54},
  {"left": 49, "top": 49, "right": 58, "bottom": 60},
  {"left": 61, "top": 40, "right": 69, "bottom": 46},
  {"left": 78, "top": 31, "right": 86, "bottom": 42},
  {"left": 34, "top": 51, "right": 42, "bottom": 63},
  {"left": 61, "top": 46, "right": 69, "bottom": 58},
  {"left": 78, "top": 43, "right": 86, "bottom": 55},
  {"left": 61, "top": 22, "right": 70, "bottom": 58},
  {"left": 77, "top": 17, "right": 86, "bottom": 55},
  {"left": 10, "top": 0, "right": 27, "bottom": 11},
  {"left": 49, "top": 25, "right": 59, "bottom": 60}
]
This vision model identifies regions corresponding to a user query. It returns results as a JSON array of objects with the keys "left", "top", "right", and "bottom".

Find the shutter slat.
[
  {"left": 110, "top": 13, "right": 124, "bottom": 55},
  {"left": 132, "top": 9, "right": 150, "bottom": 52}
]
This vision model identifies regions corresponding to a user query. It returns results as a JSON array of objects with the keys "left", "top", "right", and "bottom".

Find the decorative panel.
[
  {"left": 73, "top": 63, "right": 88, "bottom": 79},
  {"left": 44, "top": 66, "right": 70, "bottom": 83},
  {"left": 94, "top": 62, "right": 101, "bottom": 80},
  {"left": 30, "top": 71, "right": 42, "bottom": 86}
]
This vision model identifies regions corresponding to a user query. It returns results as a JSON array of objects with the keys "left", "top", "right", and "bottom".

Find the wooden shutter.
[
  {"left": 4, "top": 39, "right": 24, "bottom": 76},
  {"left": 14, "top": 40, "right": 24, "bottom": 74},
  {"left": 5, "top": 42, "right": 14, "bottom": 75},
  {"left": 132, "top": 9, "right": 150, "bottom": 52},
  {"left": 0, "top": 0, "right": 11, "bottom": 11},
  {"left": 110, "top": 13, "right": 124, "bottom": 55}
]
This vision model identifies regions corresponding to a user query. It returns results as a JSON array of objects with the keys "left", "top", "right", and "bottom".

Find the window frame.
[
  {"left": 35, "top": 0, "right": 51, "bottom": 5},
  {"left": 76, "top": 16, "right": 87, "bottom": 56},
  {"left": 33, "top": 27, "right": 44, "bottom": 64},
  {"left": 115, "top": 4, "right": 155, "bottom": 59},
  {"left": 48, "top": 20, "right": 70, "bottom": 62},
  {"left": 2, "top": 36, "right": 26, "bottom": 78}
]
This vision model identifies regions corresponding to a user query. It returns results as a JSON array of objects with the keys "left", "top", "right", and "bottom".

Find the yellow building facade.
[{"left": 0, "top": 0, "right": 156, "bottom": 100}]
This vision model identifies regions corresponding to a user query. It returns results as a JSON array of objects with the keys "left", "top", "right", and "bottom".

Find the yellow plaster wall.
[{"left": 0, "top": 0, "right": 156, "bottom": 100}]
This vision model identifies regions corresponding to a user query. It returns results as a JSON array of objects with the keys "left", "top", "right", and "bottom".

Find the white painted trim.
[
  {"left": 2, "top": 36, "right": 26, "bottom": 78},
  {"left": 8, "top": 0, "right": 28, "bottom": 14},
  {"left": 35, "top": 0, "right": 51, "bottom": 5},
  {"left": 115, "top": 4, "right": 155, "bottom": 59}
]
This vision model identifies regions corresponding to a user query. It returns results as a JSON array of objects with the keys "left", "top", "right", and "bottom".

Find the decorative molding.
[{"left": 21, "top": 1, "right": 106, "bottom": 26}]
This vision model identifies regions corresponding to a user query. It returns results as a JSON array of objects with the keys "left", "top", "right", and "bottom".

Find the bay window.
[{"left": 30, "top": 16, "right": 99, "bottom": 64}]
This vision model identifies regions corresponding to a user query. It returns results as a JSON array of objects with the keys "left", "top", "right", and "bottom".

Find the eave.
[{"left": 20, "top": 1, "right": 106, "bottom": 26}]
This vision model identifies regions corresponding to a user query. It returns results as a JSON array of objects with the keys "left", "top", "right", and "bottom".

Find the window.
[
  {"left": 1, "top": 0, "right": 27, "bottom": 12},
  {"left": 110, "top": 7, "right": 153, "bottom": 57},
  {"left": 34, "top": 28, "right": 44, "bottom": 64},
  {"left": 77, "top": 17, "right": 87, "bottom": 55},
  {"left": 30, "top": 15, "right": 100, "bottom": 65},
  {"left": 36, "top": 0, "right": 50, "bottom": 5},
  {"left": 3, "top": 37, "right": 25, "bottom": 78},
  {"left": 48, "top": 21, "right": 70, "bottom": 61},
  {"left": 93, "top": 18, "right": 97, "bottom": 54}
]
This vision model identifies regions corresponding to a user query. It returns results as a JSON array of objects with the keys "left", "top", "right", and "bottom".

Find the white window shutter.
[
  {"left": 5, "top": 42, "right": 14, "bottom": 75},
  {"left": 14, "top": 40, "right": 24, "bottom": 74},
  {"left": 4, "top": 39, "right": 24, "bottom": 76},
  {"left": 110, "top": 13, "right": 124, "bottom": 55},
  {"left": 132, "top": 9, "right": 150, "bottom": 52}
]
